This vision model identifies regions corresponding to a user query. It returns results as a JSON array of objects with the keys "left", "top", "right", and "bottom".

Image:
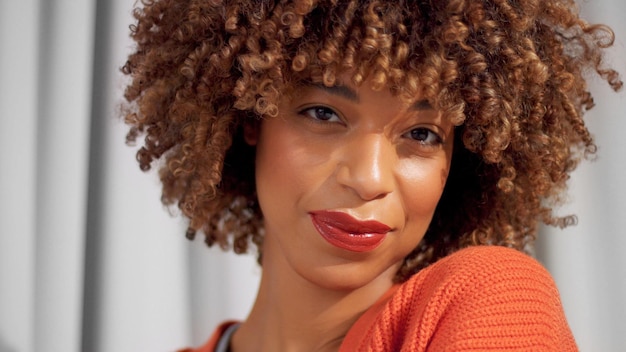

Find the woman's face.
[{"left": 251, "top": 76, "right": 455, "bottom": 291}]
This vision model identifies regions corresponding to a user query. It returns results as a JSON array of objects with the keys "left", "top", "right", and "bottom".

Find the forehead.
[
  {"left": 305, "top": 82, "right": 435, "bottom": 110},
  {"left": 282, "top": 72, "right": 436, "bottom": 111}
]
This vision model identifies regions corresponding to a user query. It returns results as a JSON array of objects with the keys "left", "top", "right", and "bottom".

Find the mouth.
[{"left": 309, "top": 210, "right": 391, "bottom": 252}]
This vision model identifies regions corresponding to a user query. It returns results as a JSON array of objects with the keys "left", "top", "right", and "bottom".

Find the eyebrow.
[
  {"left": 311, "top": 83, "right": 434, "bottom": 111},
  {"left": 410, "top": 99, "right": 434, "bottom": 111},
  {"left": 312, "top": 84, "right": 360, "bottom": 102}
]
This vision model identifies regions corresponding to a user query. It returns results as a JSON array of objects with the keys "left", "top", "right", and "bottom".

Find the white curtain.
[
  {"left": 1, "top": 0, "right": 95, "bottom": 351},
  {"left": 0, "top": 0, "right": 623, "bottom": 351}
]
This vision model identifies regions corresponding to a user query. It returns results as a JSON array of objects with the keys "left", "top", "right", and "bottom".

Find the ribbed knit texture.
[
  {"left": 340, "top": 246, "right": 577, "bottom": 351},
  {"left": 182, "top": 246, "right": 577, "bottom": 352}
]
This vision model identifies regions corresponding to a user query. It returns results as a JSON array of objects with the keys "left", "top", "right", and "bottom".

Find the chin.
[{"left": 299, "top": 262, "right": 395, "bottom": 292}]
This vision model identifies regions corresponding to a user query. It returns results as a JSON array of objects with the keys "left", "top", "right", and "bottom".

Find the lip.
[{"left": 309, "top": 210, "right": 391, "bottom": 252}]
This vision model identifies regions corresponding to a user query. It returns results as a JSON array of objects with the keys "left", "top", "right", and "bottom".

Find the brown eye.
[
  {"left": 406, "top": 127, "right": 442, "bottom": 146},
  {"left": 301, "top": 106, "right": 340, "bottom": 122}
]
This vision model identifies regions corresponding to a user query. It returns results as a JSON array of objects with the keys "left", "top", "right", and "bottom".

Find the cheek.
[
  {"left": 397, "top": 159, "right": 450, "bottom": 219},
  {"left": 254, "top": 120, "right": 330, "bottom": 210},
  {"left": 255, "top": 125, "right": 296, "bottom": 199}
]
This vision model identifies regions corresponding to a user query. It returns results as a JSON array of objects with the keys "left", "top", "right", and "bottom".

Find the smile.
[{"left": 309, "top": 211, "right": 391, "bottom": 252}]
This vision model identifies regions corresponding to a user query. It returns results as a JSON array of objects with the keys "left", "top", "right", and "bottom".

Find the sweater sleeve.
[
  {"left": 342, "top": 246, "right": 578, "bottom": 352},
  {"left": 418, "top": 246, "right": 577, "bottom": 351}
]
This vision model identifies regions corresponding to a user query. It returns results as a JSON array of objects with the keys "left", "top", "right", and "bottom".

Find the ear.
[{"left": 243, "top": 121, "right": 259, "bottom": 146}]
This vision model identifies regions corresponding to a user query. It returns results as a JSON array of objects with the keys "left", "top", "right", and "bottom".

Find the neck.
[{"left": 231, "top": 242, "right": 397, "bottom": 352}]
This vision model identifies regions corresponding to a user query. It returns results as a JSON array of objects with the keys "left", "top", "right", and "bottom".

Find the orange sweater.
[{"left": 182, "top": 246, "right": 577, "bottom": 351}]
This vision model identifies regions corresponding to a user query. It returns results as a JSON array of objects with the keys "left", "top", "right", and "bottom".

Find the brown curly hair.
[{"left": 122, "top": 0, "right": 622, "bottom": 282}]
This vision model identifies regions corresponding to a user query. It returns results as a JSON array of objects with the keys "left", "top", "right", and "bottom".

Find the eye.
[
  {"left": 405, "top": 127, "right": 442, "bottom": 146},
  {"left": 300, "top": 106, "right": 341, "bottom": 123}
]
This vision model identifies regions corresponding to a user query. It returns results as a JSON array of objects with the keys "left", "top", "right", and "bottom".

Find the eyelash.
[
  {"left": 298, "top": 105, "right": 443, "bottom": 147},
  {"left": 299, "top": 106, "right": 342, "bottom": 123},
  {"left": 403, "top": 128, "right": 443, "bottom": 147}
]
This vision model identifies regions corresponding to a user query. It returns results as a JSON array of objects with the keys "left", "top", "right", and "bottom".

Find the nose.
[{"left": 335, "top": 133, "right": 395, "bottom": 201}]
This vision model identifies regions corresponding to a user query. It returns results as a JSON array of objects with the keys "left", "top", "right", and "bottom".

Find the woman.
[{"left": 121, "top": 0, "right": 622, "bottom": 350}]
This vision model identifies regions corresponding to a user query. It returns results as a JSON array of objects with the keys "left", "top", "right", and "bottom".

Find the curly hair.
[{"left": 122, "top": 0, "right": 621, "bottom": 282}]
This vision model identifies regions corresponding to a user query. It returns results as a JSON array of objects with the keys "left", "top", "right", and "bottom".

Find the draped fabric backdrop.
[{"left": 0, "top": 0, "right": 624, "bottom": 351}]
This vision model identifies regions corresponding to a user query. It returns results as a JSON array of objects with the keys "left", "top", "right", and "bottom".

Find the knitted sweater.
[{"left": 182, "top": 246, "right": 577, "bottom": 351}]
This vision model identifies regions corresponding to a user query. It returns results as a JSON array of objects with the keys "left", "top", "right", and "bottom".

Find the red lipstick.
[{"left": 309, "top": 211, "right": 391, "bottom": 252}]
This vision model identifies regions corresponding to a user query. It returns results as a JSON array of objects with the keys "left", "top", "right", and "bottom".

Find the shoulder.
[
  {"left": 407, "top": 246, "right": 576, "bottom": 350},
  {"left": 345, "top": 246, "right": 578, "bottom": 351},
  {"left": 398, "top": 245, "right": 562, "bottom": 307},
  {"left": 417, "top": 245, "right": 556, "bottom": 289},
  {"left": 406, "top": 246, "right": 571, "bottom": 325},
  {"left": 428, "top": 244, "right": 549, "bottom": 275}
]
